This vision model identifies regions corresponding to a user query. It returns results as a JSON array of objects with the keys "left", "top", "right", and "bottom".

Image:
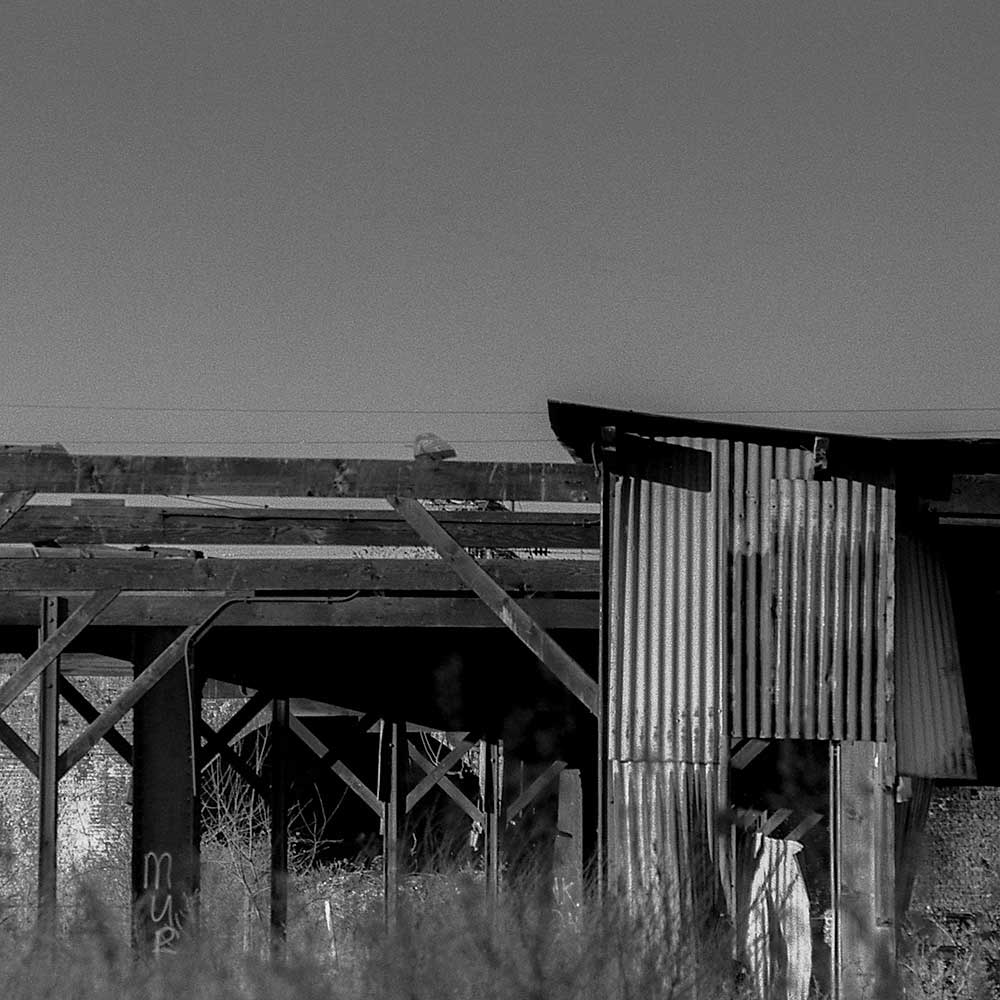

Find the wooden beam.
[
  {"left": 58, "top": 627, "right": 197, "bottom": 776},
  {"left": 198, "top": 720, "right": 268, "bottom": 796},
  {"left": 0, "top": 589, "right": 119, "bottom": 713},
  {"left": 0, "top": 716, "right": 39, "bottom": 776},
  {"left": 0, "top": 491, "right": 33, "bottom": 530},
  {"left": 929, "top": 474, "right": 1000, "bottom": 517},
  {"left": 0, "top": 450, "right": 598, "bottom": 502},
  {"left": 730, "top": 738, "right": 769, "bottom": 770},
  {"left": 405, "top": 737, "right": 474, "bottom": 813},
  {"left": 506, "top": 761, "right": 567, "bottom": 822},
  {"left": 0, "top": 556, "right": 598, "bottom": 594},
  {"left": 0, "top": 593, "right": 598, "bottom": 629},
  {"left": 388, "top": 498, "right": 599, "bottom": 714},
  {"left": 408, "top": 744, "right": 483, "bottom": 824},
  {"left": 1, "top": 506, "right": 599, "bottom": 549},
  {"left": 58, "top": 676, "right": 132, "bottom": 766},
  {"left": 287, "top": 715, "right": 380, "bottom": 816},
  {"left": 199, "top": 690, "right": 272, "bottom": 771}
]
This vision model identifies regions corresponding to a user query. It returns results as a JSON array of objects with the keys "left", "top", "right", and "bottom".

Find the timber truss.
[{"left": 0, "top": 448, "right": 600, "bottom": 948}]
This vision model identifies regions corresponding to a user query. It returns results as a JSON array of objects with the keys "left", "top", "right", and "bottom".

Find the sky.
[{"left": 3, "top": 1, "right": 999, "bottom": 463}]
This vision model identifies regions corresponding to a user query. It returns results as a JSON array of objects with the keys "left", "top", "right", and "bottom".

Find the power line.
[{"left": 2, "top": 402, "right": 1000, "bottom": 416}]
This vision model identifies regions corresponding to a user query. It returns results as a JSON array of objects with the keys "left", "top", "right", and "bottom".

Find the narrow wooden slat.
[
  {"left": 405, "top": 737, "right": 474, "bottom": 813},
  {"left": 58, "top": 676, "right": 132, "bottom": 766},
  {"left": 0, "top": 491, "right": 33, "bottom": 530},
  {"left": 760, "top": 808, "right": 793, "bottom": 836},
  {"left": 58, "top": 627, "right": 197, "bottom": 775},
  {"left": 506, "top": 760, "right": 567, "bottom": 821},
  {"left": 198, "top": 721, "right": 267, "bottom": 796},
  {"left": 0, "top": 451, "right": 598, "bottom": 503},
  {"left": 0, "top": 556, "right": 598, "bottom": 595},
  {"left": 199, "top": 690, "right": 272, "bottom": 771},
  {"left": 1, "top": 505, "right": 599, "bottom": 549},
  {"left": 408, "top": 744, "right": 483, "bottom": 824},
  {"left": 730, "top": 739, "right": 769, "bottom": 771},
  {"left": 786, "top": 811, "right": 824, "bottom": 843},
  {"left": 388, "top": 497, "right": 599, "bottom": 714},
  {"left": 0, "top": 589, "right": 119, "bottom": 713}
]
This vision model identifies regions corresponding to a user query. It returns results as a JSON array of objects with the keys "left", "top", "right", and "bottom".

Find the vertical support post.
[
  {"left": 554, "top": 768, "right": 583, "bottom": 921},
  {"left": 37, "top": 595, "right": 65, "bottom": 936},
  {"left": 597, "top": 454, "right": 612, "bottom": 896},
  {"left": 380, "top": 719, "right": 406, "bottom": 928},
  {"left": 270, "top": 697, "right": 289, "bottom": 957},
  {"left": 831, "top": 741, "right": 897, "bottom": 1000},
  {"left": 483, "top": 739, "right": 503, "bottom": 898},
  {"left": 132, "top": 629, "right": 199, "bottom": 955}
]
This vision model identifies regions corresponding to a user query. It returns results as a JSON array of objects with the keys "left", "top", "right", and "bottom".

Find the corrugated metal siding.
[
  {"left": 607, "top": 438, "right": 730, "bottom": 765},
  {"left": 895, "top": 534, "right": 976, "bottom": 779}
]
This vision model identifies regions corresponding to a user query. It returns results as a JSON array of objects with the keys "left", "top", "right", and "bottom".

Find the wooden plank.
[
  {"left": 0, "top": 716, "right": 39, "bottom": 776},
  {"left": 929, "top": 474, "right": 1000, "bottom": 517},
  {"left": 408, "top": 744, "right": 483, "bottom": 824},
  {"left": 58, "top": 676, "right": 132, "bottom": 766},
  {"left": 0, "top": 593, "right": 597, "bottom": 629},
  {"left": 287, "top": 715, "right": 380, "bottom": 816},
  {"left": 1, "top": 505, "right": 599, "bottom": 549},
  {"left": 506, "top": 760, "right": 567, "bottom": 822},
  {"left": 198, "top": 720, "right": 268, "bottom": 796},
  {"left": 388, "top": 498, "right": 599, "bottom": 714},
  {"left": 58, "top": 627, "right": 197, "bottom": 776},
  {"left": 0, "top": 589, "right": 120, "bottom": 713},
  {"left": 405, "top": 737, "right": 474, "bottom": 813},
  {"left": 38, "top": 596, "right": 63, "bottom": 935},
  {"left": 0, "top": 556, "right": 598, "bottom": 594},
  {"left": 0, "top": 491, "right": 33, "bottom": 530},
  {"left": 553, "top": 769, "right": 583, "bottom": 916},
  {"left": 199, "top": 690, "right": 272, "bottom": 771},
  {"left": 730, "top": 738, "right": 769, "bottom": 771},
  {"left": 0, "top": 450, "right": 598, "bottom": 502}
]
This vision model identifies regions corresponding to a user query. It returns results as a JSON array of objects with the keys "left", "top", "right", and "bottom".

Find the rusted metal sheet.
[
  {"left": 735, "top": 478, "right": 895, "bottom": 741},
  {"left": 895, "top": 534, "right": 976, "bottom": 778}
]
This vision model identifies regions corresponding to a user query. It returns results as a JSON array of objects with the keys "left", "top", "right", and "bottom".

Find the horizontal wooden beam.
[
  {"left": 0, "top": 593, "right": 596, "bottom": 629},
  {"left": 0, "top": 450, "right": 598, "bottom": 502},
  {"left": 0, "top": 505, "right": 599, "bottom": 549},
  {"left": 929, "top": 474, "right": 1000, "bottom": 517},
  {"left": 0, "top": 556, "right": 597, "bottom": 595}
]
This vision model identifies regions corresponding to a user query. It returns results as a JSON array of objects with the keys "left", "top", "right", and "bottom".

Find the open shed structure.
[
  {"left": 549, "top": 399, "right": 1000, "bottom": 1000},
  {"left": 0, "top": 450, "right": 602, "bottom": 950}
]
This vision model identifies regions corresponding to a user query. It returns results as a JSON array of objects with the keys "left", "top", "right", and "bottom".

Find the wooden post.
[
  {"left": 37, "top": 595, "right": 65, "bottom": 936},
  {"left": 380, "top": 719, "right": 406, "bottom": 928},
  {"left": 270, "top": 697, "right": 289, "bottom": 956},
  {"left": 554, "top": 768, "right": 583, "bottom": 921},
  {"left": 483, "top": 739, "right": 503, "bottom": 898},
  {"left": 831, "top": 741, "right": 897, "bottom": 999}
]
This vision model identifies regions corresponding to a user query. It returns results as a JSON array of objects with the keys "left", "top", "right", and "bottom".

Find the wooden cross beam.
[
  {"left": 57, "top": 676, "right": 132, "bottom": 767},
  {"left": 0, "top": 491, "right": 33, "bottom": 530},
  {"left": 506, "top": 760, "right": 567, "bottom": 822},
  {"left": 288, "top": 714, "right": 380, "bottom": 816},
  {"left": 199, "top": 690, "right": 272, "bottom": 772},
  {"left": 58, "top": 627, "right": 197, "bottom": 777},
  {"left": 198, "top": 720, "right": 268, "bottom": 797},
  {"left": 387, "top": 497, "right": 599, "bottom": 715},
  {"left": 0, "top": 716, "right": 38, "bottom": 777},
  {"left": 407, "top": 743, "right": 483, "bottom": 824},
  {"left": 0, "top": 589, "right": 119, "bottom": 714},
  {"left": 405, "top": 737, "right": 475, "bottom": 813}
]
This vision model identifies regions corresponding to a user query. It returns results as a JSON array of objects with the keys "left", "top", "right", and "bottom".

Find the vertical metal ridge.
[{"left": 895, "top": 533, "right": 975, "bottom": 778}]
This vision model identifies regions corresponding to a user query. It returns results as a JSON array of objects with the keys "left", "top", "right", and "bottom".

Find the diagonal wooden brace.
[
  {"left": 58, "top": 676, "right": 132, "bottom": 766},
  {"left": 58, "top": 626, "right": 197, "bottom": 777},
  {"left": 408, "top": 744, "right": 483, "bottom": 824},
  {"left": 0, "top": 716, "right": 38, "bottom": 777},
  {"left": 506, "top": 760, "right": 567, "bottom": 822},
  {"left": 0, "top": 589, "right": 120, "bottom": 714},
  {"left": 405, "top": 737, "right": 474, "bottom": 814},
  {"left": 288, "top": 714, "right": 380, "bottom": 816},
  {"left": 0, "top": 491, "right": 34, "bottom": 531},
  {"left": 387, "top": 496, "right": 598, "bottom": 715},
  {"left": 199, "top": 689, "right": 272, "bottom": 771},
  {"left": 199, "top": 720, "right": 267, "bottom": 796}
]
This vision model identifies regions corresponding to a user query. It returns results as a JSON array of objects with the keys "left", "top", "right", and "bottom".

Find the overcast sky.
[{"left": 3, "top": 2, "right": 998, "bottom": 461}]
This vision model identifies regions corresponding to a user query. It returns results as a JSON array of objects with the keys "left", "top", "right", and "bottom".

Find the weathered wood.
[
  {"left": 270, "top": 697, "right": 289, "bottom": 955},
  {"left": 506, "top": 760, "right": 567, "bottom": 822},
  {"left": 554, "top": 769, "right": 583, "bottom": 917},
  {"left": 199, "top": 690, "right": 272, "bottom": 771},
  {"left": 929, "top": 474, "right": 1000, "bottom": 517},
  {"left": 0, "top": 590, "right": 120, "bottom": 713},
  {"left": 389, "top": 498, "right": 599, "bottom": 714},
  {"left": 58, "top": 676, "right": 132, "bottom": 766},
  {"left": 198, "top": 720, "right": 268, "bottom": 796},
  {"left": 1, "top": 505, "right": 599, "bottom": 549},
  {"left": 58, "top": 627, "right": 197, "bottom": 776},
  {"left": 405, "top": 737, "right": 474, "bottom": 813},
  {"left": 0, "top": 450, "right": 598, "bottom": 502},
  {"left": 730, "top": 738, "right": 769, "bottom": 770},
  {"left": 0, "top": 716, "right": 39, "bottom": 776},
  {"left": 38, "top": 596, "right": 63, "bottom": 936},
  {"left": 408, "top": 743, "right": 483, "bottom": 824},
  {"left": 0, "top": 491, "right": 33, "bottom": 530},
  {"left": 0, "top": 593, "right": 598, "bottom": 629},
  {"left": 288, "top": 715, "right": 380, "bottom": 815},
  {"left": 0, "top": 556, "right": 598, "bottom": 594}
]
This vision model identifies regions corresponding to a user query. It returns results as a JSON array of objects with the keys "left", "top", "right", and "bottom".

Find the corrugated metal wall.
[
  {"left": 895, "top": 533, "right": 976, "bottom": 778},
  {"left": 738, "top": 478, "right": 895, "bottom": 741}
]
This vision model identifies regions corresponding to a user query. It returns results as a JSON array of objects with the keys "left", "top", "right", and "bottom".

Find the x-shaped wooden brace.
[
  {"left": 199, "top": 689, "right": 273, "bottom": 797},
  {"left": 407, "top": 739, "right": 482, "bottom": 823}
]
